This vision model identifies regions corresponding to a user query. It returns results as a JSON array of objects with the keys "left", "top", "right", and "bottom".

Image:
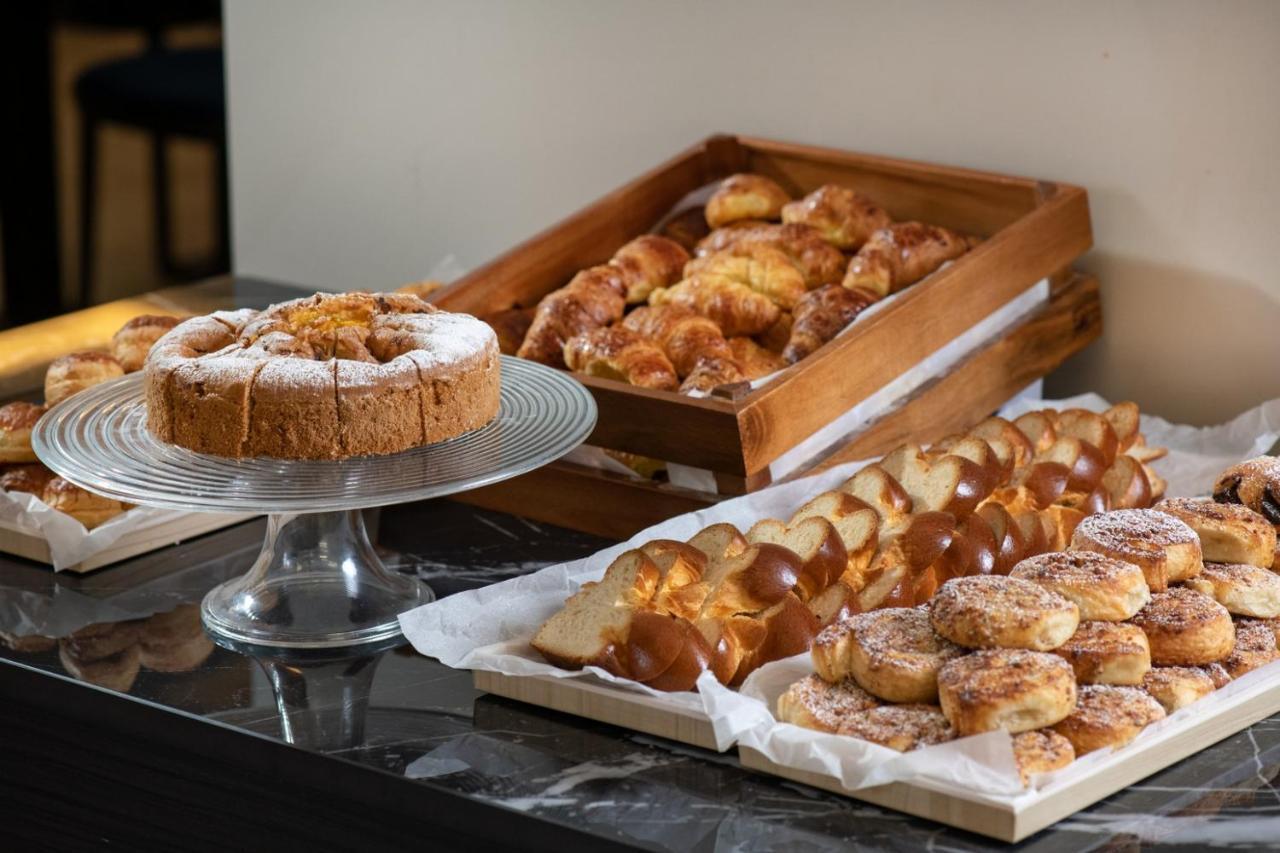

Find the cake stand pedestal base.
[{"left": 201, "top": 510, "right": 434, "bottom": 649}]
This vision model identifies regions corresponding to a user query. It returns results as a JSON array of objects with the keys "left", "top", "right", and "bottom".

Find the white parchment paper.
[
  {"left": 399, "top": 394, "right": 1280, "bottom": 762},
  {"left": 0, "top": 490, "right": 182, "bottom": 571}
]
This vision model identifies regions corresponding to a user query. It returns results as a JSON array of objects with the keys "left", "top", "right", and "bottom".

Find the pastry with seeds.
[
  {"left": 1142, "top": 666, "right": 1216, "bottom": 714},
  {"left": 1010, "top": 551, "right": 1150, "bottom": 622},
  {"left": 1155, "top": 497, "right": 1277, "bottom": 568},
  {"left": 937, "top": 649, "right": 1077, "bottom": 735},
  {"left": 1130, "top": 588, "right": 1235, "bottom": 666},
  {"left": 776, "top": 674, "right": 880, "bottom": 733},
  {"left": 1051, "top": 685, "right": 1165, "bottom": 755},
  {"left": 929, "top": 576, "right": 1080, "bottom": 651},
  {"left": 835, "top": 704, "right": 956, "bottom": 752},
  {"left": 812, "top": 608, "right": 964, "bottom": 704},
  {"left": 1183, "top": 562, "right": 1280, "bottom": 619},
  {"left": 1070, "top": 509, "right": 1203, "bottom": 591},
  {"left": 1052, "top": 621, "right": 1151, "bottom": 685}
]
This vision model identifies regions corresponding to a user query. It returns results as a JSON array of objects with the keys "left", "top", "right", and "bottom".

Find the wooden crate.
[
  {"left": 438, "top": 134, "right": 1095, "bottom": 534},
  {"left": 455, "top": 271, "right": 1101, "bottom": 539}
]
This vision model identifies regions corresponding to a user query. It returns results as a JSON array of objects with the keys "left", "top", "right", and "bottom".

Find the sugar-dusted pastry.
[
  {"left": 1184, "top": 562, "right": 1280, "bottom": 618},
  {"left": 683, "top": 247, "right": 807, "bottom": 309},
  {"left": 563, "top": 327, "right": 679, "bottom": 391},
  {"left": 108, "top": 314, "right": 182, "bottom": 373},
  {"left": 704, "top": 174, "right": 791, "bottom": 228},
  {"left": 1213, "top": 456, "right": 1280, "bottom": 527},
  {"left": 1156, "top": 498, "right": 1277, "bottom": 568},
  {"left": 929, "top": 576, "right": 1080, "bottom": 651},
  {"left": 0, "top": 463, "right": 56, "bottom": 496},
  {"left": 0, "top": 401, "right": 44, "bottom": 463},
  {"left": 45, "top": 351, "right": 125, "bottom": 406},
  {"left": 648, "top": 275, "right": 781, "bottom": 337},
  {"left": 812, "top": 607, "right": 964, "bottom": 703},
  {"left": 1009, "top": 551, "right": 1150, "bottom": 622},
  {"left": 42, "top": 477, "right": 129, "bottom": 529},
  {"left": 937, "top": 649, "right": 1078, "bottom": 735},
  {"left": 1013, "top": 730, "right": 1076, "bottom": 785},
  {"left": 1131, "top": 588, "right": 1235, "bottom": 666},
  {"left": 781, "top": 185, "right": 892, "bottom": 250},
  {"left": 1051, "top": 621, "right": 1151, "bottom": 685},
  {"left": 836, "top": 704, "right": 956, "bottom": 751},
  {"left": 148, "top": 292, "right": 500, "bottom": 459},
  {"left": 1198, "top": 661, "right": 1234, "bottom": 689},
  {"left": 1223, "top": 619, "right": 1280, "bottom": 679},
  {"left": 519, "top": 266, "right": 627, "bottom": 367},
  {"left": 776, "top": 674, "right": 880, "bottom": 733},
  {"left": 843, "top": 222, "right": 975, "bottom": 297},
  {"left": 782, "top": 284, "right": 879, "bottom": 363},
  {"left": 697, "top": 222, "right": 848, "bottom": 288},
  {"left": 482, "top": 307, "right": 535, "bottom": 356},
  {"left": 609, "top": 235, "right": 691, "bottom": 304},
  {"left": 1051, "top": 685, "right": 1165, "bottom": 755},
  {"left": 1070, "top": 509, "right": 1204, "bottom": 592},
  {"left": 1142, "top": 666, "right": 1216, "bottom": 714}
]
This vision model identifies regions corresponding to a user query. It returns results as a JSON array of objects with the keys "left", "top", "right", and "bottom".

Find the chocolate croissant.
[
  {"left": 783, "top": 284, "right": 880, "bottom": 363},
  {"left": 683, "top": 247, "right": 806, "bottom": 309},
  {"left": 563, "top": 327, "right": 679, "bottom": 391},
  {"left": 517, "top": 266, "right": 627, "bottom": 368},
  {"left": 609, "top": 235, "right": 690, "bottom": 304},
  {"left": 696, "top": 222, "right": 847, "bottom": 288},
  {"left": 648, "top": 275, "right": 780, "bottom": 338},
  {"left": 781, "top": 185, "right": 892, "bottom": 250},
  {"left": 705, "top": 174, "right": 791, "bottom": 229},
  {"left": 842, "top": 222, "right": 976, "bottom": 296}
]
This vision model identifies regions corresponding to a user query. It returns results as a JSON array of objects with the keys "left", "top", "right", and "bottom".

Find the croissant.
[
  {"left": 728, "top": 337, "right": 786, "bottom": 380},
  {"left": 609, "top": 235, "right": 690, "bottom": 303},
  {"left": 680, "top": 354, "right": 746, "bottom": 394},
  {"left": 704, "top": 174, "right": 791, "bottom": 228},
  {"left": 648, "top": 275, "right": 781, "bottom": 338},
  {"left": 620, "top": 304, "right": 733, "bottom": 378},
  {"left": 696, "top": 222, "right": 847, "bottom": 288},
  {"left": 659, "top": 207, "right": 712, "bottom": 253},
  {"left": 517, "top": 266, "right": 627, "bottom": 367},
  {"left": 682, "top": 247, "right": 806, "bottom": 309},
  {"left": 783, "top": 284, "right": 880, "bottom": 363},
  {"left": 563, "top": 327, "right": 679, "bottom": 391},
  {"left": 781, "top": 185, "right": 892, "bottom": 250},
  {"left": 754, "top": 311, "right": 793, "bottom": 354},
  {"left": 482, "top": 307, "right": 536, "bottom": 355},
  {"left": 842, "top": 222, "right": 975, "bottom": 296}
]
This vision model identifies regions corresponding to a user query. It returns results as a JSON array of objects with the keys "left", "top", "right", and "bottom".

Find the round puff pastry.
[
  {"left": 44, "top": 351, "right": 125, "bottom": 406},
  {"left": 1052, "top": 621, "right": 1151, "bottom": 685},
  {"left": 1183, "top": 562, "right": 1280, "bottom": 618},
  {"left": 0, "top": 401, "right": 46, "bottom": 464},
  {"left": 1155, "top": 498, "right": 1277, "bottom": 569},
  {"left": 776, "top": 674, "right": 881, "bottom": 732},
  {"left": 1070, "top": 509, "right": 1203, "bottom": 592},
  {"left": 1010, "top": 551, "right": 1150, "bottom": 622},
  {"left": 1131, "top": 588, "right": 1235, "bottom": 666},
  {"left": 1141, "top": 666, "right": 1216, "bottom": 714},
  {"left": 1013, "top": 729, "right": 1076, "bottom": 785},
  {"left": 1197, "top": 661, "right": 1234, "bottom": 689},
  {"left": 1213, "top": 456, "right": 1280, "bottom": 527},
  {"left": 1051, "top": 685, "right": 1165, "bottom": 755},
  {"left": 1223, "top": 619, "right": 1280, "bottom": 679},
  {"left": 929, "top": 576, "right": 1080, "bottom": 651},
  {"left": 111, "top": 314, "right": 181, "bottom": 372},
  {"left": 836, "top": 704, "right": 955, "bottom": 751},
  {"left": 937, "top": 649, "right": 1077, "bottom": 735},
  {"left": 813, "top": 608, "right": 964, "bottom": 703}
]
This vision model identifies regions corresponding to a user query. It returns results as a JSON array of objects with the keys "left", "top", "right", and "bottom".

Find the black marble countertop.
[{"left": 3, "top": 500, "right": 1280, "bottom": 851}]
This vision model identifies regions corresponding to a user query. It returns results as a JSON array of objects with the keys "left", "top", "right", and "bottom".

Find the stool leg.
[
  {"left": 77, "top": 113, "right": 98, "bottom": 309},
  {"left": 152, "top": 131, "right": 176, "bottom": 279}
]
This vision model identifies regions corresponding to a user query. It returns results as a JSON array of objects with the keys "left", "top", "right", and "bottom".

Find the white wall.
[{"left": 224, "top": 0, "right": 1280, "bottom": 425}]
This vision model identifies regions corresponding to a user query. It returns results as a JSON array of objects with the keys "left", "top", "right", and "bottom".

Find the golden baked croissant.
[
  {"left": 696, "top": 222, "right": 847, "bottom": 288},
  {"left": 680, "top": 355, "right": 746, "bottom": 394},
  {"left": 843, "top": 222, "right": 976, "bottom": 296},
  {"left": 609, "top": 235, "right": 690, "bottom": 303},
  {"left": 728, "top": 337, "right": 786, "bottom": 380},
  {"left": 781, "top": 184, "right": 892, "bottom": 250},
  {"left": 482, "top": 306, "right": 536, "bottom": 355},
  {"left": 648, "top": 275, "right": 780, "bottom": 338},
  {"left": 517, "top": 266, "right": 627, "bottom": 368},
  {"left": 704, "top": 174, "right": 791, "bottom": 228},
  {"left": 563, "top": 327, "right": 679, "bottom": 391},
  {"left": 682, "top": 247, "right": 806, "bottom": 309},
  {"left": 620, "top": 305, "right": 732, "bottom": 378},
  {"left": 783, "top": 284, "right": 880, "bottom": 363},
  {"left": 754, "top": 311, "right": 793, "bottom": 354}
]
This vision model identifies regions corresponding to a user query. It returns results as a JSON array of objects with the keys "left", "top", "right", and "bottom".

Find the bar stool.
[{"left": 75, "top": 46, "right": 228, "bottom": 307}]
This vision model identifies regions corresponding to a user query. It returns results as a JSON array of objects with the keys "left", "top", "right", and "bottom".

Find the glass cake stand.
[{"left": 33, "top": 356, "right": 596, "bottom": 649}]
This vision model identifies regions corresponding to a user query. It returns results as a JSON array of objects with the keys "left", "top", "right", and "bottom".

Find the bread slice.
[
  {"left": 729, "top": 592, "right": 818, "bottom": 685},
  {"left": 840, "top": 465, "right": 913, "bottom": 528},
  {"left": 696, "top": 541, "right": 803, "bottom": 619},
  {"left": 1126, "top": 434, "right": 1169, "bottom": 464},
  {"left": 1102, "top": 402, "right": 1141, "bottom": 453},
  {"left": 976, "top": 502, "right": 1027, "bottom": 575},
  {"left": 1054, "top": 409, "right": 1120, "bottom": 467},
  {"left": 1015, "top": 410, "right": 1058, "bottom": 454},
  {"left": 970, "top": 416, "right": 1034, "bottom": 469},
  {"left": 879, "top": 443, "right": 990, "bottom": 521},
  {"left": 1036, "top": 437, "right": 1107, "bottom": 493},
  {"left": 747, "top": 516, "right": 847, "bottom": 601},
  {"left": 641, "top": 618, "right": 712, "bottom": 692},
  {"left": 858, "top": 512, "right": 956, "bottom": 610},
  {"left": 687, "top": 522, "right": 748, "bottom": 562},
  {"left": 809, "top": 578, "right": 859, "bottom": 628},
  {"left": 788, "top": 490, "right": 880, "bottom": 586},
  {"left": 640, "top": 539, "right": 709, "bottom": 619},
  {"left": 1101, "top": 454, "right": 1153, "bottom": 510},
  {"left": 932, "top": 435, "right": 1009, "bottom": 492}
]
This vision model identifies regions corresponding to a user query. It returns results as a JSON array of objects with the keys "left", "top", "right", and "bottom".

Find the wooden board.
[
  {"left": 435, "top": 133, "right": 1094, "bottom": 480},
  {"left": 473, "top": 670, "right": 719, "bottom": 751},
  {"left": 0, "top": 511, "right": 257, "bottom": 573},
  {"left": 452, "top": 272, "right": 1101, "bottom": 538}
]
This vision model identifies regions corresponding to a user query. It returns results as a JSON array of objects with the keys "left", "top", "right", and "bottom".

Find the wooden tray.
[
  {"left": 0, "top": 511, "right": 256, "bottom": 573},
  {"left": 436, "top": 134, "right": 1093, "bottom": 497},
  {"left": 454, "top": 271, "right": 1101, "bottom": 539}
]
